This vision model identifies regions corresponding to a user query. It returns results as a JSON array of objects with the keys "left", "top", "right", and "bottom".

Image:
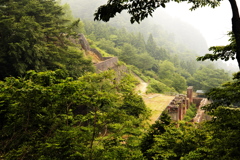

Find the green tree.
[
  {"left": 0, "top": 70, "right": 148, "bottom": 159},
  {"left": 119, "top": 43, "right": 137, "bottom": 65},
  {"left": 180, "top": 60, "right": 197, "bottom": 75},
  {"left": 140, "top": 113, "right": 171, "bottom": 159},
  {"left": 203, "top": 72, "right": 240, "bottom": 112},
  {"left": 134, "top": 53, "right": 155, "bottom": 70},
  {"left": 171, "top": 73, "right": 187, "bottom": 93},
  {"left": 135, "top": 32, "right": 147, "bottom": 53},
  {"left": 149, "top": 122, "right": 208, "bottom": 160},
  {"left": 157, "top": 60, "right": 187, "bottom": 92},
  {"left": 158, "top": 60, "right": 176, "bottom": 79},
  {"left": 183, "top": 74, "right": 240, "bottom": 159},
  {"left": 0, "top": 0, "right": 91, "bottom": 79},
  {"left": 183, "top": 104, "right": 197, "bottom": 121},
  {"left": 147, "top": 78, "right": 176, "bottom": 93},
  {"left": 188, "top": 65, "right": 230, "bottom": 91},
  {"left": 96, "top": 38, "right": 121, "bottom": 56},
  {"left": 146, "top": 34, "right": 169, "bottom": 61},
  {"left": 146, "top": 34, "right": 157, "bottom": 56},
  {"left": 141, "top": 113, "right": 208, "bottom": 160}
]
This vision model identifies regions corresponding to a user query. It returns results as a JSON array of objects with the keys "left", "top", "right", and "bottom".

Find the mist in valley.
[{"left": 61, "top": 0, "right": 238, "bottom": 72}]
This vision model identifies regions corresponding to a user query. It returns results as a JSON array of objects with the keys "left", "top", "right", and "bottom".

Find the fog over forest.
[
  {"left": 62, "top": 0, "right": 208, "bottom": 55},
  {"left": 61, "top": 0, "right": 238, "bottom": 71}
]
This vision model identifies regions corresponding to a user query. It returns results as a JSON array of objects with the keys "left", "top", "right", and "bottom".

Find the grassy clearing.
[{"left": 142, "top": 94, "right": 174, "bottom": 124}]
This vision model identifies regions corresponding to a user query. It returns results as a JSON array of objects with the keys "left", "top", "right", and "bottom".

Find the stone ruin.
[
  {"left": 165, "top": 86, "right": 206, "bottom": 121},
  {"left": 77, "top": 33, "right": 120, "bottom": 73},
  {"left": 72, "top": 33, "right": 129, "bottom": 82},
  {"left": 166, "top": 94, "right": 190, "bottom": 121}
]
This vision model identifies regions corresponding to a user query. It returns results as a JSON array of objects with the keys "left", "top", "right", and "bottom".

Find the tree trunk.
[{"left": 229, "top": 0, "right": 240, "bottom": 69}]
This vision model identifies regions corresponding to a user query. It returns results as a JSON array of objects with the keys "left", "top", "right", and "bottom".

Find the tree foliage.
[
  {"left": 140, "top": 112, "right": 171, "bottom": 159},
  {"left": 187, "top": 65, "right": 230, "bottom": 91},
  {"left": 203, "top": 71, "right": 240, "bottom": 112},
  {"left": 81, "top": 18, "right": 228, "bottom": 93},
  {"left": 140, "top": 113, "right": 209, "bottom": 160},
  {"left": 0, "top": 0, "right": 93, "bottom": 79},
  {"left": 0, "top": 70, "right": 149, "bottom": 159},
  {"left": 183, "top": 104, "right": 197, "bottom": 122},
  {"left": 147, "top": 78, "right": 176, "bottom": 94},
  {"left": 197, "top": 32, "right": 236, "bottom": 62},
  {"left": 2, "top": 1, "right": 240, "bottom": 159}
]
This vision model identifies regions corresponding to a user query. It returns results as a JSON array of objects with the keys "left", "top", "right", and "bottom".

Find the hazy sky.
[{"left": 161, "top": 1, "right": 238, "bottom": 47}]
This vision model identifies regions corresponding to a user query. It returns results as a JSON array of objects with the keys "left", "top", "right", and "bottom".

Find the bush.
[
  {"left": 147, "top": 79, "right": 175, "bottom": 94},
  {"left": 184, "top": 104, "right": 197, "bottom": 121},
  {"left": 127, "top": 65, "right": 149, "bottom": 82},
  {"left": 143, "top": 70, "right": 160, "bottom": 81}
]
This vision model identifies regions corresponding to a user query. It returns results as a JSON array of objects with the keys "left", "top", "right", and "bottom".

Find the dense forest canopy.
[
  {"left": 1, "top": 0, "right": 240, "bottom": 159},
  {"left": 0, "top": 0, "right": 94, "bottom": 79}
]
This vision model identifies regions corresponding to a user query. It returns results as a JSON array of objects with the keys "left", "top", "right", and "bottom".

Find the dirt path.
[
  {"left": 134, "top": 75, "right": 174, "bottom": 124},
  {"left": 134, "top": 74, "right": 148, "bottom": 95},
  {"left": 135, "top": 82, "right": 148, "bottom": 94}
]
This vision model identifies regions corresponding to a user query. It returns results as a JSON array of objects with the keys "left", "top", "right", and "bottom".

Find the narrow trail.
[
  {"left": 134, "top": 74, "right": 174, "bottom": 124},
  {"left": 135, "top": 82, "right": 148, "bottom": 94},
  {"left": 134, "top": 73, "right": 148, "bottom": 95}
]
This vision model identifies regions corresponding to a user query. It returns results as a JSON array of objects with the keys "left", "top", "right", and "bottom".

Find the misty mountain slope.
[
  {"left": 61, "top": 0, "right": 208, "bottom": 55},
  {"left": 105, "top": 10, "right": 208, "bottom": 55},
  {"left": 61, "top": 0, "right": 234, "bottom": 73},
  {"left": 151, "top": 9, "right": 208, "bottom": 55}
]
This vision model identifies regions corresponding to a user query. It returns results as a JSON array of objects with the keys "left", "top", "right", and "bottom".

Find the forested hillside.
[
  {"left": 81, "top": 19, "right": 231, "bottom": 93},
  {"left": 0, "top": 0, "right": 94, "bottom": 80},
  {"left": 62, "top": 0, "right": 208, "bottom": 55},
  {"left": 1, "top": 0, "right": 240, "bottom": 159},
  {"left": 62, "top": 0, "right": 239, "bottom": 73},
  {"left": 61, "top": 0, "right": 231, "bottom": 93},
  {"left": 0, "top": 1, "right": 149, "bottom": 159}
]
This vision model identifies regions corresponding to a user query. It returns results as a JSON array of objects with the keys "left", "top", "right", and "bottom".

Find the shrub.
[
  {"left": 147, "top": 79, "right": 175, "bottom": 94},
  {"left": 184, "top": 104, "right": 197, "bottom": 121}
]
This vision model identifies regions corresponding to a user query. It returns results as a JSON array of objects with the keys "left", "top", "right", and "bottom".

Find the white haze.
[
  {"left": 62, "top": 0, "right": 239, "bottom": 68},
  {"left": 159, "top": 1, "right": 239, "bottom": 67},
  {"left": 161, "top": 1, "right": 234, "bottom": 47}
]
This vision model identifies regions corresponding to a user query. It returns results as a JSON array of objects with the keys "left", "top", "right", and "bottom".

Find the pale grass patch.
[{"left": 142, "top": 94, "right": 174, "bottom": 124}]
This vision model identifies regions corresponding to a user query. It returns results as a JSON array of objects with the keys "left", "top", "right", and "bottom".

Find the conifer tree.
[{"left": 0, "top": 0, "right": 92, "bottom": 79}]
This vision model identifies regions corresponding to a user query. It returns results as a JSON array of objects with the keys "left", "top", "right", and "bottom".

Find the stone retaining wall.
[{"left": 94, "top": 57, "right": 118, "bottom": 73}]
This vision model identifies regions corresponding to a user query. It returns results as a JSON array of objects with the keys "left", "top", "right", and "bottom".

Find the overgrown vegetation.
[
  {"left": 183, "top": 104, "right": 197, "bottom": 122},
  {"left": 147, "top": 78, "right": 176, "bottom": 94},
  {"left": 81, "top": 19, "right": 230, "bottom": 93},
  {"left": 0, "top": 70, "right": 149, "bottom": 159},
  {"left": 1, "top": 0, "right": 240, "bottom": 159},
  {"left": 0, "top": 0, "right": 94, "bottom": 80}
]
